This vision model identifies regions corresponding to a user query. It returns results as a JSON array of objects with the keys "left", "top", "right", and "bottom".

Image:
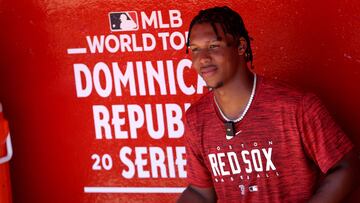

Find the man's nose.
[{"left": 199, "top": 49, "right": 211, "bottom": 64}]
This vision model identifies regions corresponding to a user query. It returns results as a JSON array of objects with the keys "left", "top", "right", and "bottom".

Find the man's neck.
[{"left": 213, "top": 67, "right": 254, "bottom": 120}]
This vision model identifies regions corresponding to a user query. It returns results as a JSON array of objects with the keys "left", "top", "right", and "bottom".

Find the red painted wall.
[{"left": 0, "top": 0, "right": 359, "bottom": 202}]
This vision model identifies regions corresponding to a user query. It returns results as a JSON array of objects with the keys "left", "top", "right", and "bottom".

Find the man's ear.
[{"left": 237, "top": 37, "right": 247, "bottom": 56}]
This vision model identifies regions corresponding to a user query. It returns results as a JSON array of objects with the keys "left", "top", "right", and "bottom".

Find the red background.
[{"left": 0, "top": 0, "right": 359, "bottom": 202}]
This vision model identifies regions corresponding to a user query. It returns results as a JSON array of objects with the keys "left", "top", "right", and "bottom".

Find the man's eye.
[
  {"left": 191, "top": 48, "right": 199, "bottom": 52},
  {"left": 209, "top": 44, "right": 220, "bottom": 49}
]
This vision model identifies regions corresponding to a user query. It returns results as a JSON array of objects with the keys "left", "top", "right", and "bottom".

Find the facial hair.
[{"left": 206, "top": 81, "right": 224, "bottom": 91}]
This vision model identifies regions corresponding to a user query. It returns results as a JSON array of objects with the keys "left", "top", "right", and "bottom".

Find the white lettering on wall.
[{"left": 73, "top": 60, "right": 205, "bottom": 97}]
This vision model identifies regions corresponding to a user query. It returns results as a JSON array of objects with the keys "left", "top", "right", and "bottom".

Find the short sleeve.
[
  {"left": 297, "top": 93, "right": 353, "bottom": 174},
  {"left": 184, "top": 117, "right": 213, "bottom": 188}
]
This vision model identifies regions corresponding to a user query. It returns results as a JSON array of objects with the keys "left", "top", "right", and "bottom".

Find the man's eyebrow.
[
  {"left": 189, "top": 37, "right": 224, "bottom": 46},
  {"left": 210, "top": 37, "right": 223, "bottom": 43},
  {"left": 208, "top": 36, "right": 223, "bottom": 42}
]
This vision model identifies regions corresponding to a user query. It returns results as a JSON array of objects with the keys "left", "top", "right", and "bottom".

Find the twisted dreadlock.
[{"left": 186, "top": 6, "right": 253, "bottom": 65}]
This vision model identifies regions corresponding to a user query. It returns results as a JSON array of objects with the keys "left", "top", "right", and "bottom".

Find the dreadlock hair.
[{"left": 186, "top": 6, "right": 253, "bottom": 65}]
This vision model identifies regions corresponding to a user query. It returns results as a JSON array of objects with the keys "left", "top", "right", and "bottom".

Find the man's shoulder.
[
  {"left": 185, "top": 91, "right": 214, "bottom": 122},
  {"left": 184, "top": 91, "right": 214, "bottom": 142},
  {"left": 259, "top": 76, "right": 305, "bottom": 104}
]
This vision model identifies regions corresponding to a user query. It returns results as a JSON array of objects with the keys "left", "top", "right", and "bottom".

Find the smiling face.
[{"left": 189, "top": 23, "right": 242, "bottom": 89}]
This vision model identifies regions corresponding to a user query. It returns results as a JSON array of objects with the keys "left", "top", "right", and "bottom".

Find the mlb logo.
[{"left": 109, "top": 11, "right": 139, "bottom": 31}]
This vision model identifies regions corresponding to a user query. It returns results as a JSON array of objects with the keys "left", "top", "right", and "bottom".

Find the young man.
[{"left": 178, "top": 6, "right": 359, "bottom": 203}]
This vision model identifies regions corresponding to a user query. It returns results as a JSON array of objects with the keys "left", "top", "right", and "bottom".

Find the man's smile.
[{"left": 200, "top": 65, "right": 218, "bottom": 78}]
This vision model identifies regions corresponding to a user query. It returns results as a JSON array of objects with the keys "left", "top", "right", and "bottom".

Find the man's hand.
[{"left": 177, "top": 185, "right": 216, "bottom": 203}]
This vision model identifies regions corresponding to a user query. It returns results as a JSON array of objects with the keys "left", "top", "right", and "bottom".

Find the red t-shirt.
[{"left": 184, "top": 77, "right": 353, "bottom": 202}]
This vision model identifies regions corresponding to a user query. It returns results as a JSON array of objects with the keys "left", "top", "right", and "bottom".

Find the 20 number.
[{"left": 91, "top": 154, "right": 113, "bottom": 170}]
